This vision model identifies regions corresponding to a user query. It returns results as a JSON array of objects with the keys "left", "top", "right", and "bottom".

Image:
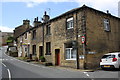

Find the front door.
[
  {"left": 55, "top": 49, "right": 60, "bottom": 66},
  {"left": 39, "top": 46, "right": 43, "bottom": 57}
]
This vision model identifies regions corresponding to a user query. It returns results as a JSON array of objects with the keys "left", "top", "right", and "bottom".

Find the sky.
[{"left": 0, "top": 0, "right": 120, "bottom": 32}]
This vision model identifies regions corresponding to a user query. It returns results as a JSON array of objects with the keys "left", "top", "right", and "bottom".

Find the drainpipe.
[{"left": 42, "top": 24, "right": 44, "bottom": 57}]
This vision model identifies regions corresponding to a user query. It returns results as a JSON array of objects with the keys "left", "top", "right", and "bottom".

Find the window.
[
  {"left": 46, "top": 42, "right": 51, "bottom": 55},
  {"left": 25, "top": 33, "right": 27, "bottom": 39},
  {"left": 20, "top": 37, "right": 22, "bottom": 42},
  {"left": 104, "top": 19, "right": 110, "bottom": 31},
  {"left": 65, "top": 48, "right": 76, "bottom": 60},
  {"left": 102, "top": 55, "right": 115, "bottom": 59},
  {"left": 46, "top": 25, "right": 51, "bottom": 35},
  {"left": 118, "top": 54, "right": 120, "bottom": 57},
  {"left": 32, "top": 30, "right": 36, "bottom": 39},
  {"left": 32, "top": 45, "right": 36, "bottom": 55},
  {"left": 66, "top": 17, "right": 74, "bottom": 29},
  {"left": 24, "top": 47, "right": 27, "bottom": 52}
]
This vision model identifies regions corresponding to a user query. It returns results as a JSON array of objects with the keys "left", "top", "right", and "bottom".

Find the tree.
[{"left": 6, "top": 36, "right": 14, "bottom": 44}]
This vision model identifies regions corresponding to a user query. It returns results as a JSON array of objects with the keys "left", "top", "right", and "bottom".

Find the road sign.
[{"left": 81, "top": 36, "right": 85, "bottom": 44}]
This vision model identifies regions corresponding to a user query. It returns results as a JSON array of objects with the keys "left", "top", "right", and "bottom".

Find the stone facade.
[{"left": 15, "top": 5, "right": 120, "bottom": 69}]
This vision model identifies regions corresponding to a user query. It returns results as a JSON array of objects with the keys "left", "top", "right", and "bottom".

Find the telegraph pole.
[
  {"left": 82, "top": 10, "right": 87, "bottom": 69},
  {"left": 75, "top": 12, "right": 79, "bottom": 69}
]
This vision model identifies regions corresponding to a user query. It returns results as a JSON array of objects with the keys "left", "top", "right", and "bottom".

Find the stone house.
[
  {"left": 14, "top": 20, "right": 32, "bottom": 41},
  {"left": 42, "top": 5, "right": 120, "bottom": 69},
  {"left": 15, "top": 5, "right": 120, "bottom": 69},
  {"left": 15, "top": 20, "right": 32, "bottom": 57}
]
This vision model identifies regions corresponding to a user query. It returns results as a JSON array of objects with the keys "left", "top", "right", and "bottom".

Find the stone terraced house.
[{"left": 15, "top": 5, "right": 120, "bottom": 69}]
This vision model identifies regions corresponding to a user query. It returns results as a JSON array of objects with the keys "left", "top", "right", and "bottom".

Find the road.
[{"left": 0, "top": 46, "right": 119, "bottom": 80}]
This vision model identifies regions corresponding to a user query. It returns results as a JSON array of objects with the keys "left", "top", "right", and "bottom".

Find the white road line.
[
  {"left": 2, "top": 63, "right": 7, "bottom": 67},
  {"left": 83, "top": 72, "right": 90, "bottom": 77},
  {"left": 84, "top": 72, "right": 87, "bottom": 74},
  {"left": 2, "top": 63, "right": 12, "bottom": 80},
  {"left": 4, "top": 52, "right": 47, "bottom": 69},
  {"left": 86, "top": 74, "right": 90, "bottom": 77},
  {"left": 7, "top": 69, "right": 11, "bottom": 80}
]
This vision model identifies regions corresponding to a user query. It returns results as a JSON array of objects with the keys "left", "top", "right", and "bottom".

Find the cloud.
[
  {"left": 75, "top": 0, "right": 119, "bottom": 16},
  {"left": 1, "top": 0, "right": 119, "bottom": 16},
  {"left": 0, "top": 26, "right": 14, "bottom": 32}
]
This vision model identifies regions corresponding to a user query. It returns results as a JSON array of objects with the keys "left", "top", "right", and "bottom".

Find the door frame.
[{"left": 55, "top": 49, "right": 60, "bottom": 66}]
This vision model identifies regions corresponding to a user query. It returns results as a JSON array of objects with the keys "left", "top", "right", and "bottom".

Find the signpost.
[{"left": 81, "top": 36, "right": 85, "bottom": 44}]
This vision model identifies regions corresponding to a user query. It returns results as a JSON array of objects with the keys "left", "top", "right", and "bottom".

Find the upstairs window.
[
  {"left": 66, "top": 17, "right": 74, "bottom": 29},
  {"left": 46, "top": 25, "right": 51, "bottom": 35},
  {"left": 104, "top": 19, "right": 110, "bottom": 31},
  {"left": 32, "top": 30, "right": 36, "bottom": 39},
  {"left": 46, "top": 42, "right": 51, "bottom": 55},
  {"left": 25, "top": 33, "right": 27, "bottom": 39}
]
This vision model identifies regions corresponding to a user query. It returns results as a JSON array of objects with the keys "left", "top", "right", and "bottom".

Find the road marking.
[
  {"left": 2, "top": 63, "right": 7, "bottom": 67},
  {"left": 2, "top": 63, "right": 12, "bottom": 80},
  {"left": 3, "top": 52, "right": 47, "bottom": 69},
  {"left": 86, "top": 74, "right": 90, "bottom": 77},
  {"left": 7, "top": 69, "right": 11, "bottom": 80},
  {"left": 83, "top": 72, "right": 90, "bottom": 77},
  {"left": 84, "top": 72, "right": 87, "bottom": 74}
]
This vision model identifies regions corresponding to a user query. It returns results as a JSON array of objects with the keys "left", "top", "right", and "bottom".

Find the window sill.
[
  {"left": 46, "top": 34, "right": 51, "bottom": 36},
  {"left": 67, "top": 27, "right": 74, "bottom": 30},
  {"left": 45, "top": 53, "right": 51, "bottom": 55},
  {"left": 66, "top": 59, "right": 76, "bottom": 60}
]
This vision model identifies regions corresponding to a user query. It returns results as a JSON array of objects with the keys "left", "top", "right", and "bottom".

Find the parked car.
[
  {"left": 7, "top": 46, "right": 18, "bottom": 57},
  {"left": 100, "top": 52, "right": 120, "bottom": 70}
]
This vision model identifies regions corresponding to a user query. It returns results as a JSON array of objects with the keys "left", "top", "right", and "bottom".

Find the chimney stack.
[
  {"left": 23, "top": 20, "right": 30, "bottom": 25},
  {"left": 33, "top": 17, "right": 41, "bottom": 27},
  {"left": 43, "top": 11, "right": 50, "bottom": 22}
]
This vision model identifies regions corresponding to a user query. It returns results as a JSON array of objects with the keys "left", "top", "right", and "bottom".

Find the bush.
[{"left": 40, "top": 56, "right": 45, "bottom": 62}]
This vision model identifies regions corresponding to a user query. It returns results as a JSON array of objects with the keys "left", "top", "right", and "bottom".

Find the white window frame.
[
  {"left": 67, "top": 17, "right": 74, "bottom": 29},
  {"left": 66, "top": 48, "right": 76, "bottom": 60},
  {"left": 104, "top": 19, "right": 110, "bottom": 31}
]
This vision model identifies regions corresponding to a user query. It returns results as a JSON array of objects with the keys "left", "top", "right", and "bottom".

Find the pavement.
[{"left": 19, "top": 59, "right": 96, "bottom": 72}]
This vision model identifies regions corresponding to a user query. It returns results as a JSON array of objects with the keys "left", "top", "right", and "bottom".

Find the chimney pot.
[{"left": 36, "top": 17, "right": 38, "bottom": 21}]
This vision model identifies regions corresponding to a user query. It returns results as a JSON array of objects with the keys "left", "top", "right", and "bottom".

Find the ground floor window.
[
  {"left": 66, "top": 48, "right": 76, "bottom": 60},
  {"left": 32, "top": 45, "right": 36, "bottom": 55},
  {"left": 46, "top": 42, "right": 51, "bottom": 55}
]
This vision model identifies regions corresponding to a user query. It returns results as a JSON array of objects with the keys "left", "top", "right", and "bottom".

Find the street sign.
[
  {"left": 81, "top": 36, "right": 85, "bottom": 44},
  {"left": 88, "top": 52, "right": 96, "bottom": 54}
]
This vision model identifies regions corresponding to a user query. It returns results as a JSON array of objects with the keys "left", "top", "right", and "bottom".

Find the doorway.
[
  {"left": 39, "top": 46, "right": 43, "bottom": 56},
  {"left": 55, "top": 49, "right": 60, "bottom": 66}
]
